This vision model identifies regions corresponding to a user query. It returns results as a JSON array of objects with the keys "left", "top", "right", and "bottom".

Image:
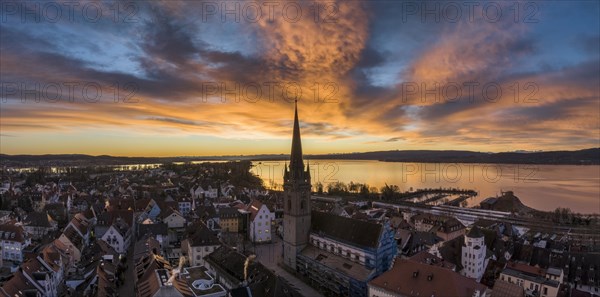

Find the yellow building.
[
  {"left": 499, "top": 263, "right": 560, "bottom": 297},
  {"left": 219, "top": 207, "right": 240, "bottom": 233}
]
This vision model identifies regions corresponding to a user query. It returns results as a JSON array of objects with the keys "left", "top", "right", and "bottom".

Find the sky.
[{"left": 1, "top": 0, "right": 599, "bottom": 157}]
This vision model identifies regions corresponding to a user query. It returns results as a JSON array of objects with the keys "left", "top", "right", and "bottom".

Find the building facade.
[
  {"left": 499, "top": 263, "right": 560, "bottom": 297},
  {"left": 218, "top": 207, "right": 240, "bottom": 233},
  {"left": 183, "top": 222, "right": 221, "bottom": 267},
  {"left": 0, "top": 223, "right": 30, "bottom": 263},
  {"left": 247, "top": 200, "right": 274, "bottom": 243},
  {"left": 297, "top": 211, "right": 397, "bottom": 297},
  {"left": 462, "top": 226, "right": 488, "bottom": 282}
]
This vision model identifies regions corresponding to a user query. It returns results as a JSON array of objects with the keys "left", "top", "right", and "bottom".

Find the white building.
[
  {"left": 161, "top": 208, "right": 187, "bottom": 229},
  {"left": 22, "top": 212, "right": 58, "bottom": 240},
  {"left": 177, "top": 197, "right": 193, "bottom": 216},
  {"left": 96, "top": 210, "right": 134, "bottom": 255},
  {"left": 101, "top": 219, "right": 132, "bottom": 254},
  {"left": 183, "top": 222, "right": 221, "bottom": 267},
  {"left": 1, "top": 256, "right": 61, "bottom": 297},
  {"left": 0, "top": 223, "right": 30, "bottom": 263},
  {"left": 247, "top": 200, "right": 274, "bottom": 243},
  {"left": 190, "top": 185, "right": 218, "bottom": 199},
  {"left": 461, "top": 226, "right": 489, "bottom": 282}
]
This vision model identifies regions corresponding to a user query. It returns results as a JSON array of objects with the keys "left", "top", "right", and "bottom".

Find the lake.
[{"left": 251, "top": 160, "right": 600, "bottom": 214}]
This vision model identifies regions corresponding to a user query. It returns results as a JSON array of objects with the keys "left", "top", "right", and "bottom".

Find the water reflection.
[{"left": 252, "top": 160, "right": 600, "bottom": 214}]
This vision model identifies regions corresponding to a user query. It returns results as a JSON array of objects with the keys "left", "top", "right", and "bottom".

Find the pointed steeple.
[{"left": 289, "top": 100, "right": 305, "bottom": 179}]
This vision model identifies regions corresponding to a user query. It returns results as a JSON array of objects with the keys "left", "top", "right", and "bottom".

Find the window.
[
  {"left": 301, "top": 200, "right": 306, "bottom": 210},
  {"left": 543, "top": 288, "right": 548, "bottom": 295},
  {"left": 287, "top": 200, "right": 291, "bottom": 211}
]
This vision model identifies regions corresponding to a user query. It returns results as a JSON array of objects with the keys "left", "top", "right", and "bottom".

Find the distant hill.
[
  {"left": 308, "top": 148, "right": 600, "bottom": 164},
  {"left": 1, "top": 148, "right": 598, "bottom": 167},
  {"left": 0, "top": 154, "right": 223, "bottom": 167}
]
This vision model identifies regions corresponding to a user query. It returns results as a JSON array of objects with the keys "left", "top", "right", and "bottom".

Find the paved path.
[{"left": 254, "top": 237, "right": 324, "bottom": 297}]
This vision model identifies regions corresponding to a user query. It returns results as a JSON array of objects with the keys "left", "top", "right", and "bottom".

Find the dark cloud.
[
  {"left": 1, "top": 0, "right": 598, "bottom": 152},
  {"left": 385, "top": 137, "right": 404, "bottom": 142},
  {"left": 138, "top": 5, "right": 202, "bottom": 70}
]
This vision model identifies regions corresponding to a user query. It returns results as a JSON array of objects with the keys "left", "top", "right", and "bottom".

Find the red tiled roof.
[
  {"left": 246, "top": 199, "right": 265, "bottom": 221},
  {"left": 506, "top": 262, "right": 545, "bottom": 277},
  {"left": 0, "top": 270, "right": 38, "bottom": 297},
  {"left": 369, "top": 259, "right": 488, "bottom": 297},
  {"left": 0, "top": 223, "right": 26, "bottom": 243}
]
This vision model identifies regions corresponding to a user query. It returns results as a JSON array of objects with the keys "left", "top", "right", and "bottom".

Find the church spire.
[{"left": 289, "top": 100, "right": 305, "bottom": 179}]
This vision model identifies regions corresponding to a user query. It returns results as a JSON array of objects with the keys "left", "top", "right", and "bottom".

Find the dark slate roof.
[
  {"left": 439, "top": 235, "right": 465, "bottom": 270},
  {"left": 219, "top": 207, "right": 240, "bottom": 219},
  {"left": 310, "top": 211, "right": 382, "bottom": 249},
  {"left": 137, "top": 223, "right": 168, "bottom": 240},
  {"left": 207, "top": 245, "right": 302, "bottom": 297},
  {"left": 205, "top": 245, "right": 267, "bottom": 282},
  {"left": 185, "top": 221, "right": 220, "bottom": 247},
  {"left": 402, "top": 231, "right": 443, "bottom": 256},
  {"left": 23, "top": 212, "right": 54, "bottom": 228},
  {"left": 466, "top": 226, "right": 484, "bottom": 238},
  {"left": 205, "top": 245, "right": 247, "bottom": 281}
]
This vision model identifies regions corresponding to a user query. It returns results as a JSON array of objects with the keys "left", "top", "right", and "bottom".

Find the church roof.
[
  {"left": 310, "top": 211, "right": 382, "bottom": 249},
  {"left": 289, "top": 101, "right": 304, "bottom": 178},
  {"left": 285, "top": 100, "right": 310, "bottom": 182}
]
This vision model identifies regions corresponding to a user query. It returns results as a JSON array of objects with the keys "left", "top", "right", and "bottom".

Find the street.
[{"left": 118, "top": 244, "right": 135, "bottom": 297}]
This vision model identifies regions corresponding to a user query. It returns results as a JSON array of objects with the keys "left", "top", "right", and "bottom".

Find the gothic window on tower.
[
  {"left": 300, "top": 200, "right": 306, "bottom": 210},
  {"left": 287, "top": 200, "right": 291, "bottom": 211}
]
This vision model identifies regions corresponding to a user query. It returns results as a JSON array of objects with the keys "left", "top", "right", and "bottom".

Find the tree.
[
  {"left": 315, "top": 182, "right": 324, "bottom": 194},
  {"left": 359, "top": 184, "right": 370, "bottom": 198},
  {"left": 327, "top": 181, "right": 348, "bottom": 195},
  {"left": 381, "top": 184, "right": 400, "bottom": 200}
]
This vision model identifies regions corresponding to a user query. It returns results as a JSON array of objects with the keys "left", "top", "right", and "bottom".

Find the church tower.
[{"left": 282, "top": 101, "right": 311, "bottom": 271}]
